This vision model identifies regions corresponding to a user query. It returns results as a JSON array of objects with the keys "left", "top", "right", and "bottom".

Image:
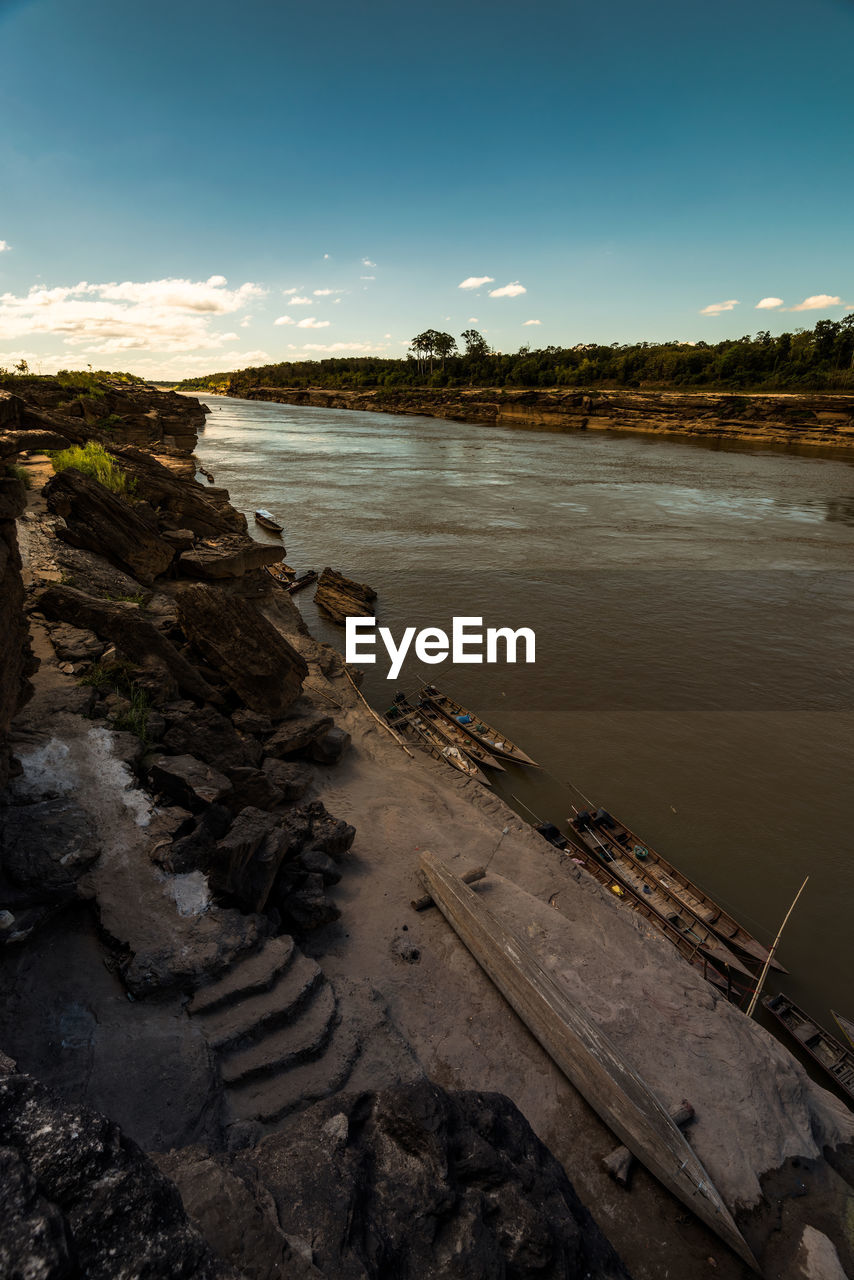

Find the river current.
[{"left": 196, "top": 395, "right": 854, "bottom": 1038}]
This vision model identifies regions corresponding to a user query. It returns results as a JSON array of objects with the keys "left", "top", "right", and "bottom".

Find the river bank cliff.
[
  {"left": 0, "top": 378, "right": 852, "bottom": 1279},
  {"left": 230, "top": 385, "right": 854, "bottom": 450}
]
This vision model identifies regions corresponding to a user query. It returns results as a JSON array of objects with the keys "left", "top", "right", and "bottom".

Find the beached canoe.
[
  {"left": 285, "top": 569, "right": 318, "bottom": 594},
  {"left": 386, "top": 703, "right": 492, "bottom": 787},
  {"left": 568, "top": 807, "right": 785, "bottom": 974},
  {"left": 408, "top": 697, "right": 506, "bottom": 771},
  {"left": 420, "top": 684, "right": 539, "bottom": 766},
  {"left": 832, "top": 1010, "right": 854, "bottom": 1050},
  {"left": 255, "top": 509, "right": 283, "bottom": 533},
  {"left": 266, "top": 561, "right": 296, "bottom": 585},
  {"left": 764, "top": 994, "right": 854, "bottom": 1105},
  {"left": 542, "top": 828, "right": 752, "bottom": 1004},
  {"left": 568, "top": 812, "right": 754, "bottom": 979},
  {"left": 418, "top": 851, "right": 759, "bottom": 1272}
]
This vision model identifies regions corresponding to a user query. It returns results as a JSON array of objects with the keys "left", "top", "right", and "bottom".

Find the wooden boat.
[
  {"left": 254, "top": 509, "right": 283, "bottom": 533},
  {"left": 568, "top": 807, "right": 785, "bottom": 974},
  {"left": 542, "top": 827, "right": 751, "bottom": 1004},
  {"left": 764, "top": 994, "right": 854, "bottom": 1105},
  {"left": 411, "top": 698, "right": 506, "bottom": 771},
  {"left": 386, "top": 703, "right": 492, "bottom": 787},
  {"left": 285, "top": 570, "right": 318, "bottom": 595},
  {"left": 265, "top": 561, "right": 296, "bottom": 585},
  {"left": 832, "top": 1010, "right": 854, "bottom": 1050},
  {"left": 418, "top": 852, "right": 759, "bottom": 1272},
  {"left": 420, "top": 684, "right": 539, "bottom": 767},
  {"left": 568, "top": 813, "right": 754, "bottom": 979}
]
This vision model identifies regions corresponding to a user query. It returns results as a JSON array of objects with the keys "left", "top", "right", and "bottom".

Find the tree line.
[{"left": 178, "top": 316, "right": 854, "bottom": 394}]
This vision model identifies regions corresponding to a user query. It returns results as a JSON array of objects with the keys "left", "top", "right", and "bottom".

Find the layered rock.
[
  {"left": 176, "top": 584, "right": 308, "bottom": 717},
  {"left": 0, "top": 473, "right": 36, "bottom": 789},
  {"left": 313, "top": 567, "right": 377, "bottom": 625},
  {"left": 45, "top": 466, "right": 176, "bottom": 584}
]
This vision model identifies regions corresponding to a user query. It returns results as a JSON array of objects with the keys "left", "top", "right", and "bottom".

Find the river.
[{"left": 195, "top": 394, "right": 854, "bottom": 1049}]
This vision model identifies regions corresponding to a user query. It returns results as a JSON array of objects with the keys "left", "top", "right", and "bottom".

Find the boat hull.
[{"left": 418, "top": 852, "right": 759, "bottom": 1272}]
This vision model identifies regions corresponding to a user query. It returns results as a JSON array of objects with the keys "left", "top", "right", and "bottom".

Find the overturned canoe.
[{"left": 418, "top": 852, "right": 759, "bottom": 1272}]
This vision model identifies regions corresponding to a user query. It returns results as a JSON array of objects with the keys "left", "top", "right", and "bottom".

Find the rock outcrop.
[
  {"left": 0, "top": 1070, "right": 222, "bottom": 1280},
  {"left": 0, "top": 473, "right": 36, "bottom": 789},
  {"left": 45, "top": 466, "right": 176, "bottom": 584},
  {"left": 313, "top": 567, "right": 377, "bottom": 625},
  {"left": 238, "top": 385, "right": 854, "bottom": 449},
  {"left": 176, "top": 584, "right": 308, "bottom": 717},
  {"left": 158, "top": 1082, "right": 631, "bottom": 1280}
]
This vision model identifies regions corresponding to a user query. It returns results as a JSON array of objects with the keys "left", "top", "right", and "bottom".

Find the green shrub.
[
  {"left": 7, "top": 464, "right": 30, "bottom": 489},
  {"left": 48, "top": 442, "right": 136, "bottom": 495}
]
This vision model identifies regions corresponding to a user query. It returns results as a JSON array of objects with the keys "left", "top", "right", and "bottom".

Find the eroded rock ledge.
[{"left": 235, "top": 385, "right": 854, "bottom": 448}]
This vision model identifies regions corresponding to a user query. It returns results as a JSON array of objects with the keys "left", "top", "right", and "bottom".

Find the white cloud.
[
  {"left": 240, "top": 317, "right": 252, "bottom": 328},
  {"left": 274, "top": 315, "right": 295, "bottom": 326},
  {"left": 489, "top": 281, "right": 526, "bottom": 298},
  {"left": 699, "top": 299, "right": 739, "bottom": 315},
  {"left": 297, "top": 317, "right": 330, "bottom": 329},
  {"left": 0, "top": 241, "right": 10, "bottom": 253},
  {"left": 467, "top": 317, "right": 478, "bottom": 324},
  {"left": 288, "top": 295, "right": 313, "bottom": 305},
  {"left": 313, "top": 288, "right": 342, "bottom": 296},
  {"left": 333, "top": 298, "right": 342, "bottom": 304},
  {"left": 755, "top": 297, "right": 784, "bottom": 310},
  {"left": 458, "top": 276, "right": 494, "bottom": 290},
  {"left": 323, "top": 253, "right": 330, "bottom": 259},
  {"left": 790, "top": 294, "right": 842, "bottom": 311},
  {"left": 282, "top": 287, "right": 300, "bottom": 296},
  {"left": 360, "top": 275, "right": 375, "bottom": 281},
  {"left": 0, "top": 276, "right": 265, "bottom": 353},
  {"left": 301, "top": 341, "right": 389, "bottom": 353},
  {"left": 362, "top": 258, "right": 376, "bottom": 267},
  {"left": 523, "top": 319, "right": 542, "bottom": 326}
]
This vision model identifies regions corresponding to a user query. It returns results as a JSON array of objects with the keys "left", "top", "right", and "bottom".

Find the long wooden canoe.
[
  {"left": 832, "top": 1010, "right": 854, "bottom": 1050},
  {"left": 568, "top": 817, "right": 754, "bottom": 980},
  {"left": 420, "top": 684, "right": 539, "bottom": 767},
  {"left": 386, "top": 706, "right": 492, "bottom": 787},
  {"left": 569, "top": 808, "right": 784, "bottom": 974},
  {"left": 547, "top": 832, "right": 752, "bottom": 1004},
  {"left": 418, "top": 852, "right": 759, "bottom": 1272},
  {"left": 410, "top": 698, "right": 506, "bottom": 771},
  {"left": 764, "top": 994, "right": 854, "bottom": 1105}
]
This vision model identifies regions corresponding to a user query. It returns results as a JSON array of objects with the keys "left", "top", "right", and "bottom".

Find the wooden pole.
[
  {"left": 344, "top": 666, "right": 414, "bottom": 758},
  {"left": 746, "top": 876, "right": 809, "bottom": 1019}
]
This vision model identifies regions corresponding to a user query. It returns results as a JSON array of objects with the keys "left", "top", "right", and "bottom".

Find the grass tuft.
[{"left": 48, "top": 442, "right": 136, "bottom": 495}]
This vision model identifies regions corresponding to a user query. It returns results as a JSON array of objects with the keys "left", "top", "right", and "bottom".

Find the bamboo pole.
[
  {"left": 746, "top": 876, "right": 809, "bottom": 1018},
  {"left": 344, "top": 666, "right": 414, "bottom": 758}
]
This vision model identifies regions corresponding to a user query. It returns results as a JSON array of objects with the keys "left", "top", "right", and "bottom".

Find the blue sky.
[{"left": 0, "top": 0, "right": 852, "bottom": 377}]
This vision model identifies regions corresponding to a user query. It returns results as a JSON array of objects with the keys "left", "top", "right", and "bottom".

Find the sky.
[{"left": 0, "top": 0, "right": 852, "bottom": 379}]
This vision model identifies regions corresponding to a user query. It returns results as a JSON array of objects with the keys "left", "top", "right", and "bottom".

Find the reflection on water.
[{"left": 198, "top": 396, "right": 854, "bottom": 1034}]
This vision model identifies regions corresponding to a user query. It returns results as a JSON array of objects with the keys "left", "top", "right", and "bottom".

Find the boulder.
[
  {"left": 261, "top": 758, "right": 313, "bottom": 800},
  {"left": 0, "top": 1073, "right": 220, "bottom": 1280},
  {"left": 168, "top": 804, "right": 234, "bottom": 874},
  {"left": 313, "top": 566, "right": 377, "bottom": 625},
  {"left": 37, "top": 585, "right": 220, "bottom": 705},
  {"left": 107, "top": 444, "right": 245, "bottom": 536},
  {"left": 299, "top": 846, "right": 342, "bottom": 885},
  {"left": 311, "top": 726, "right": 351, "bottom": 765},
  {"left": 286, "top": 871, "right": 340, "bottom": 929},
  {"left": 47, "top": 621, "right": 106, "bottom": 664},
  {"left": 148, "top": 754, "right": 232, "bottom": 811},
  {"left": 0, "top": 797, "right": 99, "bottom": 913},
  {"left": 232, "top": 708, "right": 274, "bottom": 737},
  {"left": 45, "top": 467, "right": 175, "bottom": 585},
  {"left": 176, "top": 584, "right": 307, "bottom": 718},
  {"left": 224, "top": 766, "right": 285, "bottom": 813},
  {"left": 162, "top": 705, "right": 261, "bottom": 772},
  {"left": 264, "top": 704, "right": 333, "bottom": 757},
  {"left": 161, "top": 528, "right": 197, "bottom": 551},
  {"left": 158, "top": 1083, "right": 630, "bottom": 1280},
  {"left": 306, "top": 801, "right": 356, "bottom": 859},
  {"left": 211, "top": 806, "right": 298, "bottom": 912},
  {"left": 178, "top": 535, "right": 283, "bottom": 581}
]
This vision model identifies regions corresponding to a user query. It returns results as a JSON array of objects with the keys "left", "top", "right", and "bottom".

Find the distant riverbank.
[{"left": 223, "top": 385, "right": 854, "bottom": 449}]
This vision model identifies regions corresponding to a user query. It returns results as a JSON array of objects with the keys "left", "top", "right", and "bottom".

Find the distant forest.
[{"left": 178, "top": 317, "right": 854, "bottom": 394}]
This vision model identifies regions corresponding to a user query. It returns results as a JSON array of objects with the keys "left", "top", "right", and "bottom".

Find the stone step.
[
  {"left": 227, "top": 1005, "right": 360, "bottom": 1124},
  {"left": 199, "top": 953, "right": 323, "bottom": 1053},
  {"left": 221, "top": 981, "right": 337, "bottom": 1087},
  {"left": 189, "top": 935, "right": 296, "bottom": 1017}
]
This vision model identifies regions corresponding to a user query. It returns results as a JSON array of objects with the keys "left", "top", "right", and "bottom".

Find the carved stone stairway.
[{"left": 189, "top": 934, "right": 421, "bottom": 1131}]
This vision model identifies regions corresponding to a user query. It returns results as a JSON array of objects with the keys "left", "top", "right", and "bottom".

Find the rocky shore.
[
  {"left": 1, "top": 377, "right": 853, "bottom": 1279},
  {"left": 234, "top": 385, "right": 854, "bottom": 449}
]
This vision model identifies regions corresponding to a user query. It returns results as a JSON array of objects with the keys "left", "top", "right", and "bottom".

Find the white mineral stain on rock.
[
  {"left": 169, "top": 871, "right": 211, "bottom": 917},
  {"left": 13, "top": 729, "right": 152, "bottom": 827}
]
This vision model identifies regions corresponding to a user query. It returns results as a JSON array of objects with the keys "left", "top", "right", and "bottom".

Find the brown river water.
[{"left": 196, "top": 395, "right": 854, "bottom": 1062}]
